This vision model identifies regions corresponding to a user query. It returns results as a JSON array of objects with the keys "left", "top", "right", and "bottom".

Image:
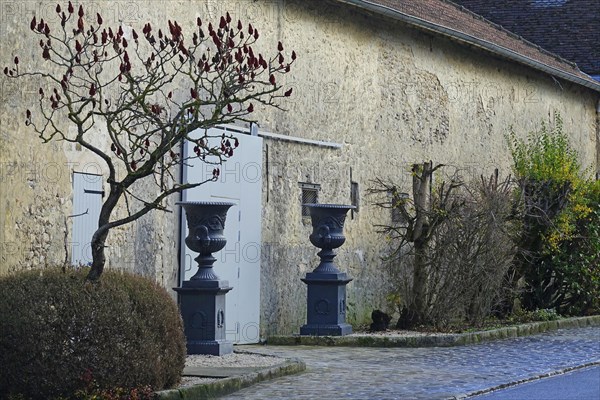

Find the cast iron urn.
[
  {"left": 301, "top": 203, "right": 355, "bottom": 336},
  {"left": 174, "top": 201, "right": 234, "bottom": 355}
]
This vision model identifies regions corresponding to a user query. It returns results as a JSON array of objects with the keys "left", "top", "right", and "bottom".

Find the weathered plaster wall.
[
  {"left": 250, "top": 0, "right": 599, "bottom": 336},
  {"left": 0, "top": 0, "right": 597, "bottom": 337}
]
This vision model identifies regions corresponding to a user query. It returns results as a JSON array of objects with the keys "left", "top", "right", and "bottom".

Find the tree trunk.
[
  {"left": 409, "top": 161, "right": 433, "bottom": 326},
  {"left": 411, "top": 239, "right": 428, "bottom": 324},
  {"left": 87, "top": 230, "right": 109, "bottom": 281},
  {"left": 86, "top": 187, "right": 122, "bottom": 281}
]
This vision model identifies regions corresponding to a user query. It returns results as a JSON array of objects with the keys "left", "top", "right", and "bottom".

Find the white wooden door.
[
  {"left": 181, "top": 126, "right": 262, "bottom": 344},
  {"left": 71, "top": 172, "right": 103, "bottom": 265}
]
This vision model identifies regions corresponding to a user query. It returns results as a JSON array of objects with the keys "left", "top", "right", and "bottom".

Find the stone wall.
[{"left": 0, "top": 0, "right": 598, "bottom": 337}]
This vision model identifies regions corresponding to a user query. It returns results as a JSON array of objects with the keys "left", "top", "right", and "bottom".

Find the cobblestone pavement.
[{"left": 225, "top": 326, "right": 600, "bottom": 400}]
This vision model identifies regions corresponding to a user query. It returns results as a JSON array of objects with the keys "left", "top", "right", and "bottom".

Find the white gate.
[
  {"left": 71, "top": 172, "right": 103, "bottom": 265},
  {"left": 180, "top": 126, "right": 263, "bottom": 344}
]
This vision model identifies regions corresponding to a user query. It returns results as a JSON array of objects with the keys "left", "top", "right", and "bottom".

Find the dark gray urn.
[
  {"left": 301, "top": 204, "right": 355, "bottom": 336},
  {"left": 174, "top": 201, "right": 234, "bottom": 355}
]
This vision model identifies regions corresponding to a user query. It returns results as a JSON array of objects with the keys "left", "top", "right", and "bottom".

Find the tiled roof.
[
  {"left": 452, "top": 0, "right": 600, "bottom": 77},
  {"left": 335, "top": 0, "right": 600, "bottom": 92}
]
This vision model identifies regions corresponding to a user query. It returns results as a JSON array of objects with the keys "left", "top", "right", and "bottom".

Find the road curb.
[
  {"left": 451, "top": 361, "right": 600, "bottom": 399},
  {"left": 266, "top": 315, "right": 600, "bottom": 347},
  {"left": 155, "top": 357, "right": 306, "bottom": 399}
]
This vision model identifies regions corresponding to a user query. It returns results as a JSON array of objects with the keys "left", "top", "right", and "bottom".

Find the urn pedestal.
[
  {"left": 300, "top": 204, "right": 355, "bottom": 336},
  {"left": 174, "top": 201, "right": 234, "bottom": 355}
]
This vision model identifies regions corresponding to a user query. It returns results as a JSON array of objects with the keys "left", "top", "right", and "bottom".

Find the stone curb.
[
  {"left": 154, "top": 358, "right": 306, "bottom": 400},
  {"left": 266, "top": 315, "right": 600, "bottom": 347},
  {"left": 451, "top": 360, "right": 600, "bottom": 399}
]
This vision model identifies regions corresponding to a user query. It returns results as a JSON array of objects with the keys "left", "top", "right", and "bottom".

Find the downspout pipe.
[{"left": 337, "top": 0, "right": 600, "bottom": 93}]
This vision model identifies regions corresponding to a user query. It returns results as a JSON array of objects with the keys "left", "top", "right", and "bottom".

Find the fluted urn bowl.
[
  {"left": 177, "top": 201, "right": 234, "bottom": 280},
  {"left": 305, "top": 204, "right": 356, "bottom": 249},
  {"left": 304, "top": 203, "right": 355, "bottom": 274}
]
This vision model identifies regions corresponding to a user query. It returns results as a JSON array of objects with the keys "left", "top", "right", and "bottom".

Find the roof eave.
[{"left": 337, "top": 0, "right": 600, "bottom": 93}]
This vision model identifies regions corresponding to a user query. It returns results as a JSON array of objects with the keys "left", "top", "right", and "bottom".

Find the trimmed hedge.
[{"left": 0, "top": 267, "right": 186, "bottom": 399}]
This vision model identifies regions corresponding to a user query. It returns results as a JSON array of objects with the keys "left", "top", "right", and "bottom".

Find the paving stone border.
[
  {"left": 155, "top": 358, "right": 305, "bottom": 400},
  {"left": 267, "top": 315, "right": 600, "bottom": 347},
  {"left": 456, "top": 361, "right": 600, "bottom": 399}
]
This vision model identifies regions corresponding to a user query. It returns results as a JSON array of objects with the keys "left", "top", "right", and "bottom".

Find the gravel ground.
[
  {"left": 179, "top": 376, "right": 217, "bottom": 387},
  {"left": 350, "top": 329, "right": 448, "bottom": 337},
  {"left": 178, "top": 351, "right": 285, "bottom": 388},
  {"left": 185, "top": 351, "right": 283, "bottom": 368}
]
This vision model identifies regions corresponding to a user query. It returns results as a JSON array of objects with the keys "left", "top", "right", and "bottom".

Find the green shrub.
[
  {"left": 549, "top": 182, "right": 600, "bottom": 315},
  {"left": 0, "top": 267, "right": 186, "bottom": 399},
  {"left": 509, "top": 308, "right": 562, "bottom": 323},
  {"left": 508, "top": 113, "right": 600, "bottom": 314}
]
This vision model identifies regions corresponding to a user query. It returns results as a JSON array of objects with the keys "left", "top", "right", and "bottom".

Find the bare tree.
[
  {"left": 370, "top": 162, "right": 461, "bottom": 325},
  {"left": 371, "top": 167, "right": 517, "bottom": 328},
  {"left": 4, "top": 2, "right": 296, "bottom": 280}
]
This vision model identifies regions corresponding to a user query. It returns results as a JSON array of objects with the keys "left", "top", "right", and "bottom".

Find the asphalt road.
[{"left": 473, "top": 365, "right": 600, "bottom": 400}]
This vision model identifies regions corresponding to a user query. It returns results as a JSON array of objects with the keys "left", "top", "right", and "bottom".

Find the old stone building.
[{"left": 1, "top": 0, "right": 599, "bottom": 339}]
